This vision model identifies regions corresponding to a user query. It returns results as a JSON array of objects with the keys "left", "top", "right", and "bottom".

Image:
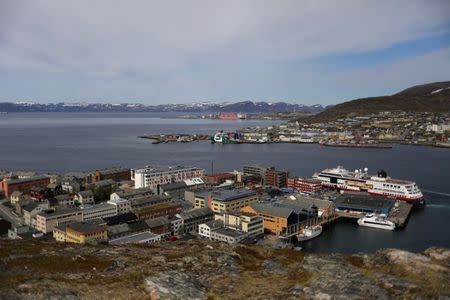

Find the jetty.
[{"left": 139, "top": 134, "right": 210, "bottom": 144}]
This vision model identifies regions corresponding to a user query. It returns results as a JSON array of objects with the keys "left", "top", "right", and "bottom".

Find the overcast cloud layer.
[{"left": 1, "top": 0, "right": 450, "bottom": 104}]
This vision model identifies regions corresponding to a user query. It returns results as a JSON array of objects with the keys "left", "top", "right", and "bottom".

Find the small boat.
[
  {"left": 357, "top": 214, "right": 395, "bottom": 230},
  {"left": 296, "top": 225, "right": 322, "bottom": 241}
]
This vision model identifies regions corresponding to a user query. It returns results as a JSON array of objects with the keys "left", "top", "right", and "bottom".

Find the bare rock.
[{"left": 144, "top": 271, "right": 206, "bottom": 300}]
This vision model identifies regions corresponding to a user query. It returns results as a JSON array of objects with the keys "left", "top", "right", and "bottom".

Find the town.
[
  {"left": 143, "top": 111, "right": 450, "bottom": 147},
  {"left": 0, "top": 163, "right": 417, "bottom": 247}
]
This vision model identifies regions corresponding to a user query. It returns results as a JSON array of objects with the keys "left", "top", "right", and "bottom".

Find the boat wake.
[
  {"left": 425, "top": 204, "right": 450, "bottom": 210},
  {"left": 421, "top": 189, "right": 450, "bottom": 198}
]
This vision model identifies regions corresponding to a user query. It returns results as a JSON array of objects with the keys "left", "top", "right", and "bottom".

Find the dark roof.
[
  {"left": 103, "top": 212, "right": 137, "bottom": 225},
  {"left": 160, "top": 181, "right": 188, "bottom": 191},
  {"left": 196, "top": 189, "right": 257, "bottom": 202},
  {"left": 180, "top": 207, "right": 214, "bottom": 220},
  {"left": 67, "top": 221, "right": 107, "bottom": 234},
  {"left": 335, "top": 192, "right": 395, "bottom": 210},
  {"left": 144, "top": 216, "right": 171, "bottom": 228},
  {"left": 212, "top": 227, "right": 247, "bottom": 238},
  {"left": 22, "top": 202, "right": 39, "bottom": 213},
  {"left": 248, "top": 203, "right": 294, "bottom": 218},
  {"left": 78, "top": 190, "right": 93, "bottom": 197}
]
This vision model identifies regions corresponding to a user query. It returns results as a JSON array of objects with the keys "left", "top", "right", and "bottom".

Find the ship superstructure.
[{"left": 313, "top": 166, "right": 424, "bottom": 205}]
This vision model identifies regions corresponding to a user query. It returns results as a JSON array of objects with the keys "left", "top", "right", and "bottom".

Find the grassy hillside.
[{"left": 306, "top": 81, "right": 450, "bottom": 123}]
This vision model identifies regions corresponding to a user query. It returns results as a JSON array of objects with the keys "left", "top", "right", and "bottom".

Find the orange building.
[{"left": 241, "top": 203, "right": 297, "bottom": 235}]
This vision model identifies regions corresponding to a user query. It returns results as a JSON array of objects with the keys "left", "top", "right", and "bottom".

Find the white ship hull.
[{"left": 357, "top": 216, "right": 395, "bottom": 230}]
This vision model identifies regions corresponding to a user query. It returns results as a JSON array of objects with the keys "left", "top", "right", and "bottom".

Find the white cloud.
[{"left": 0, "top": 0, "right": 449, "bottom": 103}]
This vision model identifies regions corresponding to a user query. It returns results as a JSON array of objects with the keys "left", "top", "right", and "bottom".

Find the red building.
[
  {"left": 287, "top": 178, "right": 322, "bottom": 194},
  {"left": 219, "top": 113, "right": 239, "bottom": 120},
  {"left": 134, "top": 203, "right": 182, "bottom": 220},
  {"left": 0, "top": 176, "right": 51, "bottom": 198},
  {"left": 204, "top": 173, "right": 236, "bottom": 185},
  {"left": 84, "top": 167, "right": 131, "bottom": 184},
  {"left": 265, "top": 169, "right": 289, "bottom": 188}
]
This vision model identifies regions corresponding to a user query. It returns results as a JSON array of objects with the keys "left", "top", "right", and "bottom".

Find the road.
[{"left": 0, "top": 200, "right": 22, "bottom": 227}]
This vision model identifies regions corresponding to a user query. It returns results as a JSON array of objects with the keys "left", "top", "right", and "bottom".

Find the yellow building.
[
  {"left": 61, "top": 222, "right": 107, "bottom": 244},
  {"left": 194, "top": 189, "right": 258, "bottom": 213}
]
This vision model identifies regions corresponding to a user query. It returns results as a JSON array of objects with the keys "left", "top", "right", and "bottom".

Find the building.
[
  {"left": 280, "top": 195, "right": 335, "bottom": 217},
  {"left": 265, "top": 169, "right": 289, "bottom": 188},
  {"left": 107, "top": 198, "right": 131, "bottom": 215},
  {"left": 22, "top": 202, "right": 49, "bottom": 227},
  {"left": 35, "top": 208, "right": 83, "bottom": 233},
  {"left": 10, "top": 191, "right": 27, "bottom": 205},
  {"left": 84, "top": 167, "right": 131, "bottom": 185},
  {"left": 210, "top": 227, "right": 247, "bottom": 244},
  {"left": 73, "top": 190, "right": 95, "bottom": 205},
  {"left": 215, "top": 211, "right": 264, "bottom": 237},
  {"left": 54, "top": 194, "right": 76, "bottom": 208},
  {"left": 180, "top": 207, "right": 214, "bottom": 233},
  {"left": 334, "top": 192, "right": 395, "bottom": 215},
  {"left": 81, "top": 203, "right": 118, "bottom": 221},
  {"left": 241, "top": 203, "right": 298, "bottom": 235},
  {"left": 169, "top": 216, "right": 184, "bottom": 235},
  {"left": 132, "top": 165, "right": 205, "bottom": 189},
  {"left": 198, "top": 219, "right": 224, "bottom": 239},
  {"left": 158, "top": 178, "right": 205, "bottom": 200},
  {"left": 61, "top": 179, "right": 81, "bottom": 194},
  {"left": 243, "top": 165, "right": 271, "bottom": 179},
  {"left": 55, "top": 221, "right": 108, "bottom": 244},
  {"left": 193, "top": 189, "right": 258, "bottom": 213},
  {"left": 130, "top": 195, "right": 172, "bottom": 211},
  {"left": 110, "top": 187, "right": 153, "bottom": 201},
  {"left": 203, "top": 173, "right": 236, "bottom": 185},
  {"left": 134, "top": 203, "right": 182, "bottom": 220},
  {"left": 0, "top": 175, "right": 51, "bottom": 198},
  {"left": 107, "top": 220, "right": 149, "bottom": 240},
  {"left": 287, "top": 178, "right": 322, "bottom": 194},
  {"left": 144, "top": 217, "right": 171, "bottom": 235},
  {"left": 109, "top": 231, "right": 163, "bottom": 245}
]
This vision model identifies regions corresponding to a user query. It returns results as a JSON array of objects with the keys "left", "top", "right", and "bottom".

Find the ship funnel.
[
  {"left": 364, "top": 167, "right": 368, "bottom": 172},
  {"left": 377, "top": 169, "right": 387, "bottom": 178}
]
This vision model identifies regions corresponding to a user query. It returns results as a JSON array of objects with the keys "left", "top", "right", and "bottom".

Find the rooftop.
[
  {"left": 180, "top": 207, "right": 214, "bottom": 220},
  {"left": 3, "top": 175, "right": 49, "bottom": 185},
  {"left": 133, "top": 165, "right": 204, "bottom": 174},
  {"left": 197, "top": 189, "right": 257, "bottom": 202},
  {"left": 248, "top": 203, "right": 294, "bottom": 218},
  {"left": 212, "top": 227, "right": 247, "bottom": 238},
  {"left": 38, "top": 208, "right": 81, "bottom": 218},
  {"left": 67, "top": 221, "right": 107, "bottom": 234},
  {"left": 335, "top": 192, "right": 395, "bottom": 210},
  {"left": 109, "top": 231, "right": 160, "bottom": 245}
]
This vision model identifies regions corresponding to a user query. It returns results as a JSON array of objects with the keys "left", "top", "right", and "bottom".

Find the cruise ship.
[{"left": 313, "top": 166, "right": 424, "bottom": 205}]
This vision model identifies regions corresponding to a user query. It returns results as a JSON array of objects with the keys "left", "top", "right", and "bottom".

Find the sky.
[{"left": 0, "top": 0, "right": 449, "bottom": 105}]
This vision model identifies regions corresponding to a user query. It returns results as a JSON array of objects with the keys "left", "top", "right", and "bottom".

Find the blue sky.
[{"left": 0, "top": 1, "right": 449, "bottom": 105}]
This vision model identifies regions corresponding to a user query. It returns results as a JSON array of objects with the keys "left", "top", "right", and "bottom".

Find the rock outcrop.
[{"left": 0, "top": 240, "right": 448, "bottom": 299}]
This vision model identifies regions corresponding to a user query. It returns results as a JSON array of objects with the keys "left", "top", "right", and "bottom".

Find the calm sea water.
[{"left": 0, "top": 112, "right": 449, "bottom": 253}]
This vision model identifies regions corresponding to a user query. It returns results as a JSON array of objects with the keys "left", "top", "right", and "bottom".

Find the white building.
[
  {"left": 131, "top": 166, "right": 205, "bottom": 189},
  {"left": 81, "top": 203, "right": 117, "bottom": 221},
  {"left": 170, "top": 216, "right": 184, "bottom": 236},
  {"left": 215, "top": 211, "right": 264, "bottom": 237},
  {"left": 109, "top": 231, "right": 163, "bottom": 245},
  {"left": 107, "top": 198, "right": 131, "bottom": 215},
  {"left": 198, "top": 220, "right": 224, "bottom": 239}
]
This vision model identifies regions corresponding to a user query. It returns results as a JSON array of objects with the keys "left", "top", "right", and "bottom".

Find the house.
[
  {"left": 61, "top": 179, "right": 81, "bottom": 194},
  {"left": 169, "top": 216, "right": 184, "bottom": 235},
  {"left": 129, "top": 195, "right": 171, "bottom": 211},
  {"left": 22, "top": 202, "right": 50, "bottom": 227},
  {"left": 73, "top": 190, "right": 95, "bottom": 205},
  {"left": 107, "top": 220, "right": 149, "bottom": 240},
  {"left": 109, "top": 187, "right": 153, "bottom": 201},
  {"left": 10, "top": 191, "right": 28, "bottom": 205},
  {"left": 54, "top": 194, "right": 76, "bottom": 208}
]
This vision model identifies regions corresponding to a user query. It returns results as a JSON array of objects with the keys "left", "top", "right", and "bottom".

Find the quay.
[
  {"left": 278, "top": 192, "right": 413, "bottom": 240},
  {"left": 139, "top": 134, "right": 210, "bottom": 144}
]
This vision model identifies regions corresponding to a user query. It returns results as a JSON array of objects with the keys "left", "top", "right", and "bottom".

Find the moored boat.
[
  {"left": 296, "top": 225, "right": 322, "bottom": 241},
  {"left": 357, "top": 214, "right": 395, "bottom": 230}
]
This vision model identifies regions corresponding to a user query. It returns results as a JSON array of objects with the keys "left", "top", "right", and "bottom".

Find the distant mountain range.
[
  {"left": 307, "top": 81, "right": 450, "bottom": 123},
  {"left": 0, "top": 101, "right": 328, "bottom": 113}
]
